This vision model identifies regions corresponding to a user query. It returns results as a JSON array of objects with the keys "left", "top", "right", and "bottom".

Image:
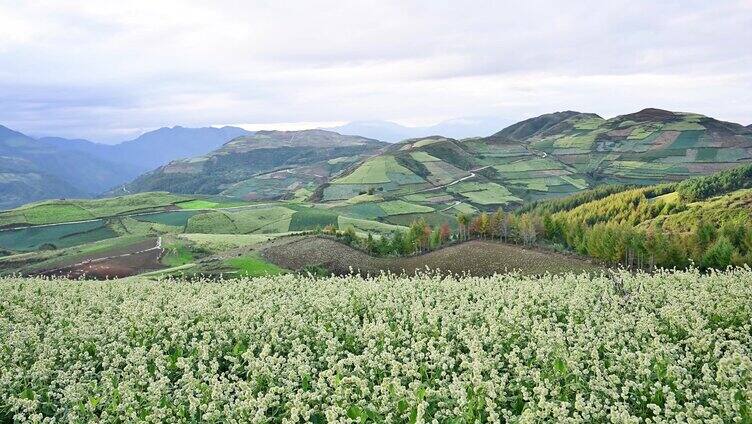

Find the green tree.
[
  {"left": 692, "top": 219, "right": 716, "bottom": 259},
  {"left": 701, "top": 236, "right": 735, "bottom": 270},
  {"left": 476, "top": 213, "right": 490, "bottom": 238},
  {"left": 456, "top": 213, "right": 469, "bottom": 240},
  {"left": 518, "top": 214, "right": 537, "bottom": 246}
]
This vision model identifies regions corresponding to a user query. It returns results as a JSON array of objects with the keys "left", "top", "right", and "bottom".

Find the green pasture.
[
  {"left": 184, "top": 206, "right": 297, "bottom": 235},
  {"left": 378, "top": 200, "right": 434, "bottom": 216},
  {"left": 0, "top": 192, "right": 192, "bottom": 227},
  {"left": 409, "top": 151, "right": 441, "bottom": 162},
  {"left": 493, "top": 158, "right": 562, "bottom": 173},
  {"left": 288, "top": 207, "right": 339, "bottom": 231},
  {"left": 135, "top": 210, "right": 201, "bottom": 227},
  {"left": 185, "top": 212, "right": 238, "bottom": 234},
  {"left": 226, "top": 254, "right": 285, "bottom": 277},
  {"left": 177, "top": 233, "right": 284, "bottom": 252},
  {"left": 162, "top": 243, "right": 195, "bottom": 267},
  {"left": 448, "top": 182, "right": 521, "bottom": 205},
  {"left": 333, "top": 156, "right": 421, "bottom": 185}
]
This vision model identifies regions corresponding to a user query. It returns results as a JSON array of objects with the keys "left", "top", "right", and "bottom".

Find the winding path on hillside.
[{"left": 413, "top": 165, "right": 493, "bottom": 194}]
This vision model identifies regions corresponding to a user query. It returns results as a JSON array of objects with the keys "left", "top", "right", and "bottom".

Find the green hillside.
[
  {"left": 121, "top": 129, "right": 386, "bottom": 199},
  {"left": 316, "top": 132, "right": 591, "bottom": 224},
  {"left": 523, "top": 164, "right": 752, "bottom": 269},
  {"left": 517, "top": 108, "right": 752, "bottom": 186}
]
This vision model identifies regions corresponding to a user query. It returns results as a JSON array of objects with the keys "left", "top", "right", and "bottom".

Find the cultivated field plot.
[
  {"left": 2, "top": 269, "right": 749, "bottom": 422},
  {"left": 0, "top": 192, "right": 191, "bottom": 227},
  {"left": 323, "top": 155, "right": 426, "bottom": 201},
  {"left": 176, "top": 233, "right": 282, "bottom": 251},
  {"left": 0, "top": 220, "right": 117, "bottom": 251},
  {"left": 263, "top": 236, "right": 596, "bottom": 276},
  {"left": 182, "top": 204, "right": 350, "bottom": 235},
  {"left": 220, "top": 170, "right": 322, "bottom": 201},
  {"left": 185, "top": 206, "right": 296, "bottom": 234},
  {"left": 378, "top": 200, "right": 434, "bottom": 216},
  {"left": 447, "top": 181, "right": 522, "bottom": 206},
  {"left": 337, "top": 216, "right": 407, "bottom": 235},
  {"left": 133, "top": 210, "right": 201, "bottom": 228}
]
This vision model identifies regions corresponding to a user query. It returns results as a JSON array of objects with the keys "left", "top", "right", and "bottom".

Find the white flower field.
[{"left": 1, "top": 270, "right": 751, "bottom": 423}]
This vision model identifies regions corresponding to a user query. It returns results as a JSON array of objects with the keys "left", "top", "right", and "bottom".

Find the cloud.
[{"left": 0, "top": 0, "right": 749, "bottom": 141}]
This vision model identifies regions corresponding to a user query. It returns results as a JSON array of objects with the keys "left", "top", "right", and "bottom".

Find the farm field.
[
  {"left": 262, "top": 236, "right": 597, "bottom": 276},
  {"left": 0, "top": 220, "right": 117, "bottom": 252},
  {"left": 37, "top": 237, "right": 164, "bottom": 279},
  {"left": 1, "top": 269, "right": 750, "bottom": 422},
  {"left": 0, "top": 192, "right": 194, "bottom": 228}
]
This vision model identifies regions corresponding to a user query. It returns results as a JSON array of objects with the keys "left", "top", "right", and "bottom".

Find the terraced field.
[
  {"left": 319, "top": 134, "right": 594, "bottom": 213},
  {"left": 524, "top": 109, "right": 752, "bottom": 186},
  {"left": 0, "top": 192, "right": 192, "bottom": 228}
]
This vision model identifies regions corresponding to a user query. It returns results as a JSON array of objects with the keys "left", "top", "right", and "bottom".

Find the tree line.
[{"left": 316, "top": 209, "right": 545, "bottom": 257}]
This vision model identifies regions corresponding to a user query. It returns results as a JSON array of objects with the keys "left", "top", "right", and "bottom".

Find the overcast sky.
[{"left": 1, "top": 0, "right": 750, "bottom": 143}]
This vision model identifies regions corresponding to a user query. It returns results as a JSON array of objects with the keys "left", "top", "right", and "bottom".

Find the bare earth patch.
[{"left": 262, "top": 236, "right": 599, "bottom": 276}]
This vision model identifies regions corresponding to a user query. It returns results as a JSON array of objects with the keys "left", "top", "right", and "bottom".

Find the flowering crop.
[{"left": 1, "top": 270, "right": 751, "bottom": 423}]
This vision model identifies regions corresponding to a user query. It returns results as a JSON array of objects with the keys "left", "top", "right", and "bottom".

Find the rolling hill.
[
  {"left": 119, "top": 109, "right": 752, "bottom": 231},
  {"left": 316, "top": 108, "right": 752, "bottom": 228},
  {"left": 120, "top": 129, "right": 387, "bottom": 199},
  {"left": 502, "top": 108, "right": 752, "bottom": 186}
]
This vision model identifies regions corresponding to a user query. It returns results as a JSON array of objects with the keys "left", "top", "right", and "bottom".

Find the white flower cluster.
[{"left": 1, "top": 269, "right": 751, "bottom": 423}]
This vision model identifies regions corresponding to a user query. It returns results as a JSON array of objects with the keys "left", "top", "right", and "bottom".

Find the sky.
[{"left": 0, "top": 0, "right": 750, "bottom": 143}]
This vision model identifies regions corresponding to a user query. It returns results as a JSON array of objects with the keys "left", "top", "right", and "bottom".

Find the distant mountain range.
[
  {"left": 39, "top": 125, "right": 251, "bottom": 172},
  {"left": 327, "top": 116, "right": 515, "bottom": 142},
  {"left": 0, "top": 125, "right": 251, "bottom": 209}
]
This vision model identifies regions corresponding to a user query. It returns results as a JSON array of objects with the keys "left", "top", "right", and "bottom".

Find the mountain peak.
[
  {"left": 618, "top": 108, "right": 683, "bottom": 122},
  {"left": 491, "top": 111, "right": 599, "bottom": 141}
]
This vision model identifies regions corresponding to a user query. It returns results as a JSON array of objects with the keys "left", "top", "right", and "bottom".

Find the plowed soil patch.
[{"left": 262, "top": 236, "right": 598, "bottom": 276}]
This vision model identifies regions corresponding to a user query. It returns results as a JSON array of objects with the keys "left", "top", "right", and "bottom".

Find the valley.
[{"left": 2, "top": 108, "right": 752, "bottom": 278}]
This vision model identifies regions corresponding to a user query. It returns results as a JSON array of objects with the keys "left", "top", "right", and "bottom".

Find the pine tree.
[{"left": 701, "top": 236, "right": 735, "bottom": 270}]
